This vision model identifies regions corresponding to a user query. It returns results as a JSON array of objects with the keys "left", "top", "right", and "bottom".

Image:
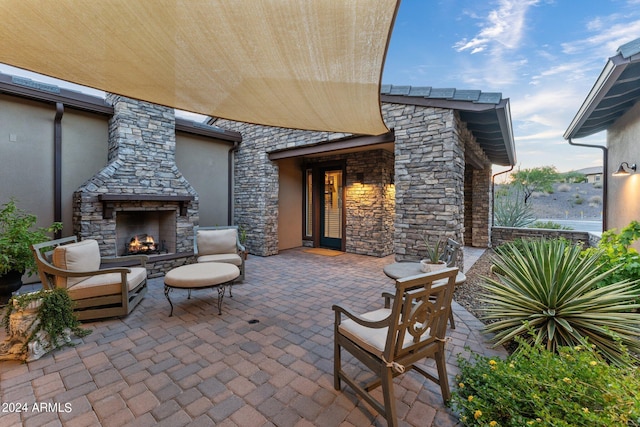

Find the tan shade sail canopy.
[{"left": 0, "top": 0, "right": 399, "bottom": 135}]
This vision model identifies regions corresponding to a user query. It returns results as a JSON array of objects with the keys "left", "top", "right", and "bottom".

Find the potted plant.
[
  {"left": 0, "top": 200, "right": 62, "bottom": 304},
  {"left": 238, "top": 225, "right": 249, "bottom": 260},
  {"left": 0, "top": 288, "right": 91, "bottom": 361},
  {"left": 420, "top": 236, "right": 447, "bottom": 272}
]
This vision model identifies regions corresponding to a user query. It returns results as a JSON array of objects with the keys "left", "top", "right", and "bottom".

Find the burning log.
[{"left": 127, "top": 234, "right": 157, "bottom": 255}]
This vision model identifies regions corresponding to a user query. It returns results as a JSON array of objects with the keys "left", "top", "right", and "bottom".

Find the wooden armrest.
[
  {"left": 332, "top": 304, "right": 390, "bottom": 328},
  {"left": 39, "top": 262, "right": 131, "bottom": 278},
  {"left": 381, "top": 291, "right": 395, "bottom": 308}
]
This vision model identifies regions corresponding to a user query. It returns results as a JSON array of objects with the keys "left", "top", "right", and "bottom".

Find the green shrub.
[
  {"left": 582, "top": 221, "right": 640, "bottom": 290},
  {"left": 483, "top": 239, "right": 640, "bottom": 365},
  {"left": 452, "top": 340, "right": 640, "bottom": 426},
  {"left": 529, "top": 221, "right": 573, "bottom": 230}
]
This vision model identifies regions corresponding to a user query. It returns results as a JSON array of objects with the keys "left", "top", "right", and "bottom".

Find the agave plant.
[
  {"left": 481, "top": 238, "right": 640, "bottom": 366},
  {"left": 493, "top": 186, "right": 536, "bottom": 227}
]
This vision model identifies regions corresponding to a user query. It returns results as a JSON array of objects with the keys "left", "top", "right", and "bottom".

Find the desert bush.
[
  {"left": 589, "top": 195, "right": 602, "bottom": 205},
  {"left": 528, "top": 221, "right": 573, "bottom": 230},
  {"left": 452, "top": 339, "right": 640, "bottom": 426},
  {"left": 482, "top": 238, "right": 640, "bottom": 365},
  {"left": 593, "top": 181, "right": 603, "bottom": 188},
  {"left": 556, "top": 183, "right": 572, "bottom": 192}
]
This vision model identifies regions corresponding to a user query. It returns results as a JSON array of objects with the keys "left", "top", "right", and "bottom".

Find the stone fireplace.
[{"left": 73, "top": 95, "right": 198, "bottom": 275}]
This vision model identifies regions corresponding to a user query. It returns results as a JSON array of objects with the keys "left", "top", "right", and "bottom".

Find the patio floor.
[{"left": 0, "top": 248, "right": 506, "bottom": 427}]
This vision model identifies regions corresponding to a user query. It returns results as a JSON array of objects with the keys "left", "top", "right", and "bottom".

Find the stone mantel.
[{"left": 97, "top": 194, "right": 195, "bottom": 218}]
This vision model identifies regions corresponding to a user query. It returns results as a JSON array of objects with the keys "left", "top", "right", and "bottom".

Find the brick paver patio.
[{"left": 0, "top": 248, "right": 506, "bottom": 426}]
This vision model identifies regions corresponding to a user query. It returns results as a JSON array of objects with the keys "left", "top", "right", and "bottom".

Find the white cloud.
[{"left": 453, "top": 0, "right": 540, "bottom": 54}]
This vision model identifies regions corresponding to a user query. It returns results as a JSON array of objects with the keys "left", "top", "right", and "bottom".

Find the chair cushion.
[
  {"left": 197, "top": 229, "right": 237, "bottom": 255},
  {"left": 197, "top": 253, "right": 242, "bottom": 266},
  {"left": 52, "top": 239, "right": 101, "bottom": 288},
  {"left": 67, "top": 267, "right": 147, "bottom": 301},
  {"left": 339, "top": 308, "right": 431, "bottom": 356}
]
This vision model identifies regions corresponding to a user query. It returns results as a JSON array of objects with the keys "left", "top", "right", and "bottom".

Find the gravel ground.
[
  {"left": 453, "top": 248, "right": 496, "bottom": 324},
  {"left": 497, "top": 182, "right": 603, "bottom": 220}
]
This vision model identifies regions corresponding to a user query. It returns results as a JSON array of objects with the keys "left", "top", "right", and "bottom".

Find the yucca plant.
[
  {"left": 493, "top": 191, "right": 536, "bottom": 227},
  {"left": 481, "top": 238, "right": 640, "bottom": 366}
]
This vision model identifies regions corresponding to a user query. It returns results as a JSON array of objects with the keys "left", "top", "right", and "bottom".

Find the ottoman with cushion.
[{"left": 164, "top": 263, "right": 240, "bottom": 316}]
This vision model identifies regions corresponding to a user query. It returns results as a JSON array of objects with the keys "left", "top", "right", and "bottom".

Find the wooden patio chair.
[
  {"left": 333, "top": 267, "right": 458, "bottom": 427},
  {"left": 440, "top": 238, "right": 464, "bottom": 328},
  {"left": 31, "top": 237, "right": 148, "bottom": 321}
]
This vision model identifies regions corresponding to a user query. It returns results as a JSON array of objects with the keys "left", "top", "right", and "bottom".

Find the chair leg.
[
  {"left": 334, "top": 339, "right": 342, "bottom": 390},
  {"left": 449, "top": 310, "right": 456, "bottom": 329},
  {"left": 435, "top": 349, "right": 451, "bottom": 402},
  {"left": 381, "top": 367, "right": 398, "bottom": 427}
]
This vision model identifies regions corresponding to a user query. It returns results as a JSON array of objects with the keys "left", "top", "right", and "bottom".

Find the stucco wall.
[
  {"left": 0, "top": 92, "right": 233, "bottom": 241},
  {"left": 607, "top": 101, "right": 640, "bottom": 236},
  {"left": 175, "top": 132, "right": 231, "bottom": 226},
  {"left": 277, "top": 158, "right": 303, "bottom": 250},
  {"left": 0, "top": 94, "right": 108, "bottom": 233}
]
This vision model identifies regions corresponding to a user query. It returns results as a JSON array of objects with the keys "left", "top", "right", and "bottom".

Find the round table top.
[
  {"left": 383, "top": 262, "right": 466, "bottom": 284},
  {"left": 165, "top": 262, "right": 239, "bottom": 288}
]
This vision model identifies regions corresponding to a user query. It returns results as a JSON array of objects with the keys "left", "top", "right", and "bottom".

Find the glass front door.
[{"left": 320, "top": 169, "right": 343, "bottom": 249}]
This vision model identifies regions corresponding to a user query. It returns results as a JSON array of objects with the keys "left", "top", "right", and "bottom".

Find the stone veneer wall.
[
  {"left": 461, "top": 115, "right": 493, "bottom": 248},
  {"left": 214, "top": 113, "right": 395, "bottom": 256},
  {"left": 491, "top": 226, "right": 592, "bottom": 246},
  {"left": 211, "top": 122, "right": 347, "bottom": 256},
  {"left": 217, "top": 101, "right": 492, "bottom": 259},
  {"left": 306, "top": 149, "right": 395, "bottom": 256},
  {"left": 73, "top": 95, "right": 198, "bottom": 275}
]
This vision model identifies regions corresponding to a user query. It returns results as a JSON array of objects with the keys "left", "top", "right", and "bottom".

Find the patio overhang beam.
[
  {"left": 175, "top": 119, "right": 242, "bottom": 142},
  {"left": 268, "top": 130, "right": 395, "bottom": 160},
  {"left": 0, "top": 72, "right": 113, "bottom": 115}
]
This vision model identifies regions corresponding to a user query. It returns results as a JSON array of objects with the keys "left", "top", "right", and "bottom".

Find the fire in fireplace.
[{"left": 126, "top": 234, "right": 161, "bottom": 255}]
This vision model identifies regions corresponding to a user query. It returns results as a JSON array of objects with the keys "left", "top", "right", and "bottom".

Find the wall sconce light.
[
  {"left": 356, "top": 173, "right": 364, "bottom": 183},
  {"left": 612, "top": 162, "right": 637, "bottom": 176}
]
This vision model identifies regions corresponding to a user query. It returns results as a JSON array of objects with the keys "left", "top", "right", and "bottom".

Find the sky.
[
  {"left": 1, "top": 1, "right": 639, "bottom": 173},
  {"left": 382, "top": 0, "right": 640, "bottom": 173}
]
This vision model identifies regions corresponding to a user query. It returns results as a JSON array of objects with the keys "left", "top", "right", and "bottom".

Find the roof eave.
[
  {"left": 495, "top": 99, "right": 517, "bottom": 166},
  {"left": 563, "top": 54, "right": 629, "bottom": 140}
]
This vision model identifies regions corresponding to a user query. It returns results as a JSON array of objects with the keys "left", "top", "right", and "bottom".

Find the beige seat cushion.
[
  {"left": 339, "top": 308, "right": 431, "bottom": 357},
  {"left": 66, "top": 267, "right": 147, "bottom": 301},
  {"left": 52, "top": 239, "right": 101, "bottom": 288},
  {"left": 197, "top": 253, "right": 242, "bottom": 266},
  {"left": 164, "top": 263, "right": 239, "bottom": 288},
  {"left": 197, "top": 229, "right": 237, "bottom": 255}
]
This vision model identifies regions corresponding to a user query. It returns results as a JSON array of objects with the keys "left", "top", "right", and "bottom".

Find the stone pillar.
[
  {"left": 471, "top": 167, "right": 492, "bottom": 247},
  {"left": 389, "top": 105, "right": 465, "bottom": 261}
]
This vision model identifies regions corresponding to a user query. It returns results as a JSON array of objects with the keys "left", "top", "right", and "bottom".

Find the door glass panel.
[
  {"left": 305, "top": 169, "right": 312, "bottom": 237},
  {"left": 323, "top": 170, "right": 342, "bottom": 239}
]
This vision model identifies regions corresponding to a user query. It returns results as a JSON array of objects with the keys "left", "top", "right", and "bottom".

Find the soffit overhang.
[{"left": 564, "top": 37, "right": 640, "bottom": 140}]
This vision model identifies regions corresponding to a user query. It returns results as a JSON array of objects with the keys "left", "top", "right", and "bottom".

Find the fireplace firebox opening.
[{"left": 116, "top": 211, "right": 177, "bottom": 257}]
